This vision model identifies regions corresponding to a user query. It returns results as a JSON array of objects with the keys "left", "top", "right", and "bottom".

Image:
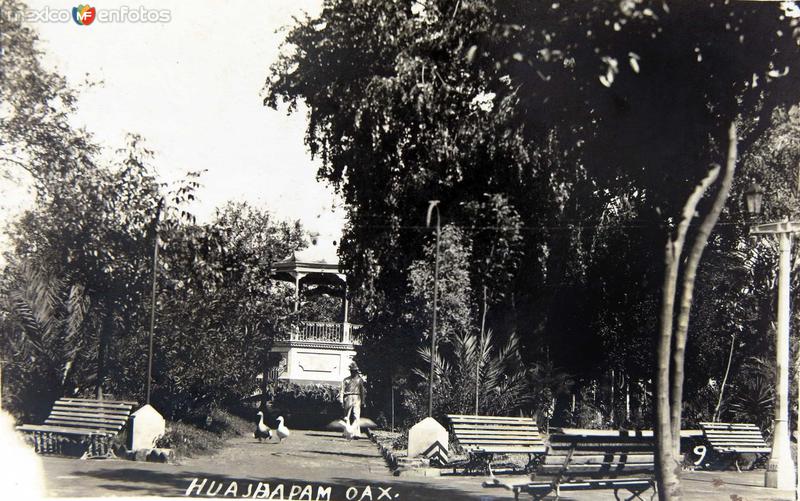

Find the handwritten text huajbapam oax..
[{"left": 185, "top": 478, "right": 400, "bottom": 500}]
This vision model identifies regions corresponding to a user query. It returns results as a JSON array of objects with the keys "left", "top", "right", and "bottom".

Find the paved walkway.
[{"left": 40, "top": 430, "right": 794, "bottom": 500}]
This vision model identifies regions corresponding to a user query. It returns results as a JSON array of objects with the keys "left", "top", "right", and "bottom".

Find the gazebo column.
[
  {"left": 337, "top": 273, "right": 349, "bottom": 343},
  {"left": 293, "top": 273, "right": 307, "bottom": 313},
  {"left": 344, "top": 282, "right": 349, "bottom": 324}
]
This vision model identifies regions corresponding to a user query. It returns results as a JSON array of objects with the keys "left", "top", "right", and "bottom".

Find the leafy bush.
[
  {"left": 391, "top": 432, "right": 408, "bottom": 451},
  {"left": 155, "top": 421, "right": 223, "bottom": 458},
  {"left": 729, "top": 375, "right": 774, "bottom": 434},
  {"left": 154, "top": 409, "right": 252, "bottom": 458},
  {"left": 269, "top": 381, "right": 342, "bottom": 428},
  {"left": 404, "top": 330, "right": 531, "bottom": 425}
]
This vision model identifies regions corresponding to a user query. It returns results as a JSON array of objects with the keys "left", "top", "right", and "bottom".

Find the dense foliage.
[
  {"left": 0, "top": 0, "right": 305, "bottom": 421},
  {"left": 265, "top": 0, "right": 800, "bottom": 439}
]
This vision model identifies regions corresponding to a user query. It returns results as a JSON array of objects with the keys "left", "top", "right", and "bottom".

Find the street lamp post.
[
  {"left": 745, "top": 182, "right": 798, "bottom": 491},
  {"left": 426, "top": 200, "right": 441, "bottom": 418},
  {"left": 146, "top": 198, "right": 164, "bottom": 406}
]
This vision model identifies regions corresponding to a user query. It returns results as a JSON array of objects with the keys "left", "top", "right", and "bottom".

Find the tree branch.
[
  {"left": 655, "top": 161, "right": 720, "bottom": 501},
  {"left": 670, "top": 121, "right": 738, "bottom": 456}
]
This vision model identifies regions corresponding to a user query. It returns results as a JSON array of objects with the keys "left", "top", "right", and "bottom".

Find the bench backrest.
[
  {"left": 699, "top": 422, "right": 770, "bottom": 453},
  {"left": 43, "top": 398, "right": 137, "bottom": 434},
  {"left": 537, "top": 430, "right": 655, "bottom": 483},
  {"left": 447, "top": 414, "right": 545, "bottom": 452}
]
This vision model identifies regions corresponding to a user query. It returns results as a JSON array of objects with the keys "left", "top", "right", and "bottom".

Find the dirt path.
[
  {"left": 39, "top": 430, "right": 794, "bottom": 500},
  {"left": 41, "top": 430, "right": 504, "bottom": 499}
]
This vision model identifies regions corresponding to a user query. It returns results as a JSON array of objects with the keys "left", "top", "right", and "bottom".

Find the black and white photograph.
[{"left": 3, "top": 1, "right": 800, "bottom": 499}]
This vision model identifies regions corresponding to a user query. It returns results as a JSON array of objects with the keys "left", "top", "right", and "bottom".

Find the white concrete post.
[{"left": 766, "top": 231, "right": 796, "bottom": 489}]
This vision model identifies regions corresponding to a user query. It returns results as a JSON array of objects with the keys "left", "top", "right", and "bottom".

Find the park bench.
[
  {"left": 16, "top": 397, "right": 137, "bottom": 459},
  {"left": 447, "top": 414, "right": 546, "bottom": 476},
  {"left": 486, "top": 429, "right": 656, "bottom": 501},
  {"left": 694, "top": 422, "right": 770, "bottom": 471}
]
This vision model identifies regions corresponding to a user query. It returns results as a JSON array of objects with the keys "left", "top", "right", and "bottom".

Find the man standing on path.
[{"left": 340, "top": 362, "right": 366, "bottom": 438}]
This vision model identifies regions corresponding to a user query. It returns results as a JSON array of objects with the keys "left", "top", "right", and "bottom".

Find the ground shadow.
[
  {"left": 65, "top": 468, "right": 502, "bottom": 500},
  {"left": 304, "top": 432, "right": 349, "bottom": 439},
  {"left": 302, "top": 449, "right": 378, "bottom": 459}
]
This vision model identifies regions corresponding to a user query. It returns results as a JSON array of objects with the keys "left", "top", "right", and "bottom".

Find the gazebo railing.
[{"left": 278, "top": 321, "right": 362, "bottom": 344}]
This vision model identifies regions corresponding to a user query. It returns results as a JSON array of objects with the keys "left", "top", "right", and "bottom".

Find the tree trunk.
[
  {"left": 656, "top": 238, "right": 682, "bottom": 501},
  {"left": 476, "top": 285, "right": 488, "bottom": 415},
  {"left": 670, "top": 121, "right": 738, "bottom": 456},
  {"left": 714, "top": 333, "right": 736, "bottom": 422},
  {"left": 655, "top": 162, "right": 719, "bottom": 501},
  {"left": 96, "top": 311, "right": 114, "bottom": 399}
]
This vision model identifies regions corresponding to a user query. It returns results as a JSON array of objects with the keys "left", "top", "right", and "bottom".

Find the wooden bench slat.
[
  {"left": 452, "top": 424, "right": 536, "bottom": 430},
  {"left": 706, "top": 438, "right": 768, "bottom": 442},
  {"left": 456, "top": 431, "right": 542, "bottom": 437},
  {"left": 452, "top": 421, "right": 538, "bottom": 427},
  {"left": 462, "top": 440, "right": 545, "bottom": 446},
  {"left": 705, "top": 429, "right": 765, "bottom": 434},
  {"left": 471, "top": 446, "right": 547, "bottom": 453},
  {"left": 706, "top": 438, "right": 768, "bottom": 443},
  {"left": 545, "top": 454, "right": 654, "bottom": 465},
  {"left": 511, "top": 479, "right": 654, "bottom": 493},
  {"left": 705, "top": 434, "right": 764, "bottom": 440},
  {"left": 49, "top": 410, "right": 130, "bottom": 421},
  {"left": 541, "top": 464, "right": 656, "bottom": 476},
  {"left": 700, "top": 422, "right": 761, "bottom": 427},
  {"left": 706, "top": 440, "right": 768, "bottom": 445},
  {"left": 716, "top": 447, "right": 771, "bottom": 453},
  {"left": 59, "top": 397, "right": 135, "bottom": 405},
  {"left": 453, "top": 426, "right": 539, "bottom": 434},
  {"left": 458, "top": 432, "right": 544, "bottom": 438},
  {"left": 706, "top": 437, "right": 767, "bottom": 442},
  {"left": 448, "top": 414, "right": 535, "bottom": 421},
  {"left": 462, "top": 442, "right": 546, "bottom": 448},
  {"left": 467, "top": 444, "right": 546, "bottom": 450},
  {"left": 704, "top": 436, "right": 766, "bottom": 440},
  {"left": 558, "top": 479, "right": 654, "bottom": 491},
  {"left": 51, "top": 406, "right": 132, "bottom": 415},
  {"left": 53, "top": 400, "right": 133, "bottom": 411},
  {"left": 45, "top": 417, "right": 125, "bottom": 428},
  {"left": 44, "top": 422, "right": 123, "bottom": 432},
  {"left": 48, "top": 409, "right": 130, "bottom": 419},
  {"left": 17, "top": 424, "right": 113, "bottom": 435},
  {"left": 61, "top": 397, "right": 138, "bottom": 405},
  {"left": 461, "top": 437, "right": 545, "bottom": 443},
  {"left": 46, "top": 412, "right": 127, "bottom": 422}
]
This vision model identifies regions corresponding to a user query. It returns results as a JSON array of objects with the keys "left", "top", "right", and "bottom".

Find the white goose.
[
  {"left": 254, "top": 411, "right": 272, "bottom": 443},
  {"left": 341, "top": 407, "right": 357, "bottom": 441},
  {"left": 276, "top": 416, "right": 290, "bottom": 442}
]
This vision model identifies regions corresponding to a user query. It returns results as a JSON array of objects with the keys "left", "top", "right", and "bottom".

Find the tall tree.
[{"left": 267, "top": 2, "right": 800, "bottom": 497}]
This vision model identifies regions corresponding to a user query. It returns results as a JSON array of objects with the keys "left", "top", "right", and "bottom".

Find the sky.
[{"left": 6, "top": 0, "right": 345, "bottom": 245}]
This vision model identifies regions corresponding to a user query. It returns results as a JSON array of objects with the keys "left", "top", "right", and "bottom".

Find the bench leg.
[
  {"left": 466, "top": 453, "right": 493, "bottom": 476},
  {"left": 507, "top": 484, "right": 554, "bottom": 501},
  {"left": 524, "top": 452, "right": 545, "bottom": 476},
  {"left": 486, "top": 458, "right": 497, "bottom": 481},
  {"left": 613, "top": 488, "right": 652, "bottom": 501},
  {"left": 613, "top": 481, "right": 656, "bottom": 501}
]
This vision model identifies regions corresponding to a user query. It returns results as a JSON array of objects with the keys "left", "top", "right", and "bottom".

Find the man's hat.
[{"left": 349, "top": 362, "right": 359, "bottom": 372}]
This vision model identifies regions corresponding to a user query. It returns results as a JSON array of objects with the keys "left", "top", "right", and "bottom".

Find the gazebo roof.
[{"left": 272, "top": 233, "right": 345, "bottom": 283}]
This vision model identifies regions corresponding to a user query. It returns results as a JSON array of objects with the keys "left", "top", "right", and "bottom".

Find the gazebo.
[{"left": 267, "top": 234, "right": 360, "bottom": 385}]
